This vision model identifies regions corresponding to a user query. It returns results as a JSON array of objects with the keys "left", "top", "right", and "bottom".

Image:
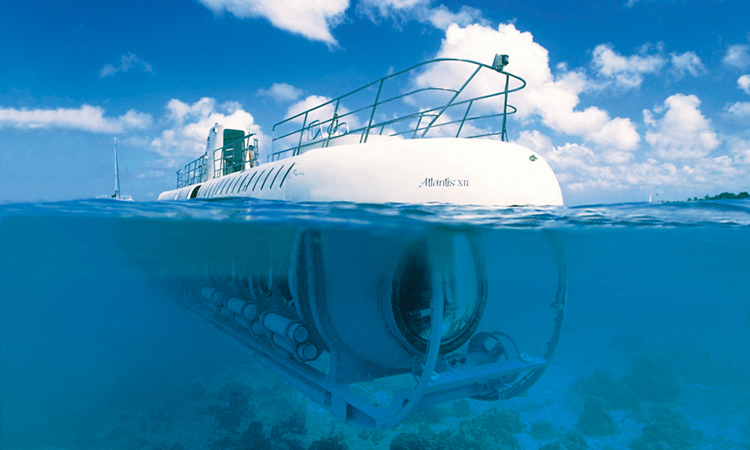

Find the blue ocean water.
[{"left": 1, "top": 198, "right": 749, "bottom": 450}]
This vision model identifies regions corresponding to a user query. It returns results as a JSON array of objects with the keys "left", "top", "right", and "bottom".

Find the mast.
[{"left": 113, "top": 137, "right": 121, "bottom": 200}]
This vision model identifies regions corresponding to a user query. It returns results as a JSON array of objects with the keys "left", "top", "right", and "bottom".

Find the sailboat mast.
[{"left": 113, "top": 137, "right": 121, "bottom": 200}]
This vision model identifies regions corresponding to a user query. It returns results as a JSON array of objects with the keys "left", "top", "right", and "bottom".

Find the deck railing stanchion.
[{"left": 362, "top": 79, "right": 384, "bottom": 144}]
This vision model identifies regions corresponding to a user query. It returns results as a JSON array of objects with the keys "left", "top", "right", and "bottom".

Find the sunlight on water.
[{"left": 1, "top": 198, "right": 749, "bottom": 450}]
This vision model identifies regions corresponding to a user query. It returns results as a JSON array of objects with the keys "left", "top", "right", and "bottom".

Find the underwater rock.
[
  {"left": 309, "top": 436, "right": 348, "bottom": 450},
  {"left": 623, "top": 354, "right": 681, "bottom": 403},
  {"left": 432, "top": 430, "right": 483, "bottom": 450},
  {"left": 539, "top": 431, "right": 589, "bottom": 450},
  {"left": 206, "top": 382, "right": 256, "bottom": 432},
  {"left": 538, "top": 443, "right": 564, "bottom": 450},
  {"left": 530, "top": 420, "right": 556, "bottom": 441},
  {"left": 390, "top": 433, "right": 429, "bottom": 450},
  {"left": 572, "top": 368, "right": 640, "bottom": 410},
  {"left": 575, "top": 397, "right": 618, "bottom": 438},
  {"left": 461, "top": 408, "right": 524, "bottom": 449},
  {"left": 629, "top": 406, "right": 703, "bottom": 450},
  {"left": 560, "top": 430, "right": 589, "bottom": 450},
  {"left": 237, "top": 421, "right": 272, "bottom": 450},
  {"left": 270, "top": 411, "right": 307, "bottom": 440},
  {"left": 405, "top": 405, "right": 451, "bottom": 425},
  {"left": 452, "top": 399, "right": 473, "bottom": 417}
]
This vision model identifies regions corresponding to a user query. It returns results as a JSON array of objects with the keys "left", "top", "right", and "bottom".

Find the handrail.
[
  {"left": 270, "top": 55, "right": 526, "bottom": 161},
  {"left": 176, "top": 133, "right": 259, "bottom": 188}
]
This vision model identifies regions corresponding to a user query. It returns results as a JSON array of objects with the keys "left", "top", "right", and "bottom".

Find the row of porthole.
[{"left": 197, "top": 162, "right": 296, "bottom": 199}]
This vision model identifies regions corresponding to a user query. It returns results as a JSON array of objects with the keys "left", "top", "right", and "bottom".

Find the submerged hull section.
[
  {"left": 127, "top": 216, "right": 567, "bottom": 430},
  {"left": 158, "top": 138, "right": 563, "bottom": 207}
]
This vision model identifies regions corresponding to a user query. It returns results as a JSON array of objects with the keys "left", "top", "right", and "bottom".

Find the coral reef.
[
  {"left": 309, "top": 436, "right": 348, "bottom": 450},
  {"left": 575, "top": 397, "right": 617, "bottom": 438},
  {"left": 539, "top": 431, "right": 589, "bottom": 450},
  {"left": 431, "top": 430, "right": 483, "bottom": 450},
  {"left": 451, "top": 399, "right": 472, "bottom": 417},
  {"left": 465, "top": 408, "right": 524, "bottom": 449},
  {"left": 572, "top": 368, "right": 639, "bottom": 410},
  {"left": 629, "top": 406, "right": 703, "bottom": 450},
  {"left": 390, "top": 408, "right": 523, "bottom": 450},
  {"left": 205, "top": 382, "right": 256, "bottom": 432},
  {"left": 210, "top": 410, "right": 311, "bottom": 450},
  {"left": 623, "top": 354, "right": 681, "bottom": 403},
  {"left": 390, "top": 433, "right": 429, "bottom": 450},
  {"left": 270, "top": 411, "right": 307, "bottom": 440},
  {"left": 530, "top": 420, "right": 556, "bottom": 441},
  {"left": 560, "top": 430, "right": 590, "bottom": 450}
]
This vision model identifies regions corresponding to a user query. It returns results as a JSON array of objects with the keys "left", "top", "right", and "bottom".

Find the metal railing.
[
  {"left": 177, "top": 154, "right": 206, "bottom": 189},
  {"left": 270, "top": 55, "right": 525, "bottom": 161},
  {"left": 176, "top": 133, "right": 259, "bottom": 188}
]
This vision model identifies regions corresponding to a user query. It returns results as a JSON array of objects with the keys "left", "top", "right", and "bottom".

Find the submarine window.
[
  {"left": 269, "top": 165, "right": 284, "bottom": 189},
  {"left": 211, "top": 180, "right": 224, "bottom": 197},
  {"left": 279, "top": 163, "right": 296, "bottom": 188},
  {"left": 242, "top": 172, "right": 259, "bottom": 192},
  {"left": 229, "top": 173, "right": 244, "bottom": 193},
  {"left": 222, "top": 177, "right": 234, "bottom": 194},
  {"left": 215, "top": 178, "right": 229, "bottom": 196},
  {"left": 252, "top": 170, "right": 266, "bottom": 191},
  {"left": 391, "top": 235, "right": 486, "bottom": 354},
  {"left": 221, "top": 176, "right": 236, "bottom": 195},
  {"left": 207, "top": 182, "right": 218, "bottom": 197},
  {"left": 235, "top": 173, "right": 250, "bottom": 193},
  {"left": 225, "top": 175, "right": 240, "bottom": 194},
  {"left": 260, "top": 167, "right": 275, "bottom": 190}
]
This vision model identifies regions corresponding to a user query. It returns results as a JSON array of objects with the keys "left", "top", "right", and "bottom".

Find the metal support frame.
[{"left": 157, "top": 251, "right": 567, "bottom": 431}]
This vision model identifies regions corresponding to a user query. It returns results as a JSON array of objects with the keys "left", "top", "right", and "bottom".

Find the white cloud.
[
  {"left": 517, "top": 128, "right": 749, "bottom": 203},
  {"left": 727, "top": 101, "right": 750, "bottom": 118},
  {"left": 541, "top": 140, "right": 742, "bottom": 198},
  {"left": 135, "top": 170, "right": 166, "bottom": 179},
  {"left": 591, "top": 43, "right": 666, "bottom": 89},
  {"left": 358, "top": 0, "right": 485, "bottom": 29},
  {"left": 514, "top": 130, "right": 555, "bottom": 158},
  {"left": 738, "top": 74, "right": 750, "bottom": 95},
  {"left": 424, "top": 4, "right": 484, "bottom": 29},
  {"left": 644, "top": 93, "right": 719, "bottom": 159},
  {"left": 591, "top": 45, "right": 705, "bottom": 88},
  {"left": 100, "top": 53, "right": 154, "bottom": 78},
  {"left": 730, "top": 139, "right": 750, "bottom": 165},
  {"left": 257, "top": 83, "right": 303, "bottom": 102},
  {"left": 723, "top": 44, "right": 750, "bottom": 69},
  {"left": 286, "top": 95, "right": 335, "bottom": 122},
  {"left": 281, "top": 94, "right": 366, "bottom": 142},
  {"left": 150, "top": 98, "right": 262, "bottom": 168},
  {"left": 197, "top": 0, "right": 348, "bottom": 45},
  {"left": 0, "top": 105, "right": 152, "bottom": 133},
  {"left": 416, "top": 23, "right": 640, "bottom": 153},
  {"left": 669, "top": 51, "right": 706, "bottom": 78}
]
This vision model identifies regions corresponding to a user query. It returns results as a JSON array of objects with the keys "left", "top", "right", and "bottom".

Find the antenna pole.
[{"left": 113, "top": 137, "right": 121, "bottom": 200}]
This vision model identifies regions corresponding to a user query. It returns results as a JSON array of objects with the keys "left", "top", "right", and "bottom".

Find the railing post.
[
  {"left": 501, "top": 74, "right": 510, "bottom": 142},
  {"left": 324, "top": 99, "right": 341, "bottom": 148},
  {"left": 296, "top": 111, "right": 309, "bottom": 157},
  {"left": 419, "top": 66, "right": 481, "bottom": 139},
  {"left": 362, "top": 79, "right": 384, "bottom": 144},
  {"left": 456, "top": 100, "right": 474, "bottom": 138}
]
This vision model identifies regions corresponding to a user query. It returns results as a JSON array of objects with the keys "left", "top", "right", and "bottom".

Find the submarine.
[{"left": 148, "top": 54, "right": 568, "bottom": 430}]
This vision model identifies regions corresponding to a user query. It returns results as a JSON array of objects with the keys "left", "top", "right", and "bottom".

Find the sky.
[{"left": 1, "top": 0, "right": 749, "bottom": 205}]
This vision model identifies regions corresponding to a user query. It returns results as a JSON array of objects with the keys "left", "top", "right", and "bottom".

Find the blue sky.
[{"left": 1, "top": 0, "right": 749, "bottom": 205}]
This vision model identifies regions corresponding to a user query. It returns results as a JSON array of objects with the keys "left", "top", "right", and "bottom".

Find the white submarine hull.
[{"left": 158, "top": 137, "right": 563, "bottom": 207}]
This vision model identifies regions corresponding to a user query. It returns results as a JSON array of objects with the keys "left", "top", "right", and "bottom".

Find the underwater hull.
[
  {"left": 158, "top": 138, "right": 563, "bottom": 207},
  {"left": 126, "top": 216, "right": 566, "bottom": 430}
]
